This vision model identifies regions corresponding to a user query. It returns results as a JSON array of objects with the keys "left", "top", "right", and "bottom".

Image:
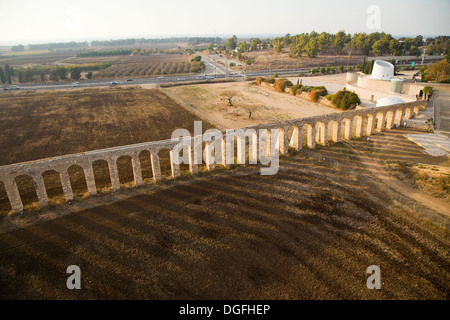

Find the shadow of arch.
[
  {"left": 68, "top": 165, "right": 88, "bottom": 197},
  {"left": 92, "top": 159, "right": 112, "bottom": 192},
  {"left": 42, "top": 170, "right": 65, "bottom": 205},
  {"left": 139, "top": 150, "right": 153, "bottom": 182},
  {"left": 117, "top": 155, "right": 134, "bottom": 186},
  {"left": 0, "top": 181, "right": 12, "bottom": 214},
  {"left": 15, "top": 175, "right": 39, "bottom": 210}
]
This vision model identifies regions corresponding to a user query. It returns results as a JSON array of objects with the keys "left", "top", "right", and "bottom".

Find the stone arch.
[
  {"left": 42, "top": 169, "right": 65, "bottom": 205},
  {"left": 394, "top": 109, "right": 404, "bottom": 127},
  {"left": 157, "top": 148, "right": 173, "bottom": 178},
  {"left": 92, "top": 159, "right": 112, "bottom": 192},
  {"left": 328, "top": 120, "right": 340, "bottom": 142},
  {"left": 304, "top": 123, "right": 315, "bottom": 148},
  {"left": 404, "top": 107, "right": 413, "bottom": 120},
  {"left": 138, "top": 150, "right": 153, "bottom": 182},
  {"left": 385, "top": 111, "right": 395, "bottom": 129},
  {"left": 353, "top": 115, "right": 363, "bottom": 138},
  {"left": 14, "top": 174, "right": 39, "bottom": 210},
  {"left": 116, "top": 155, "right": 135, "bottom": 186},
  {"left": 375, "top": 112, "right": 385, "bottom": 132},
  {"left": 315, "top": 122, "right": 328, "bottom": 146},
  {"left": 342, "top": 118, "right": 353, "bottom": 140},
  {"left": 0, "top": 180, "right": 12, "bottom": 214},
  {"left": 366, "top": 113, "right": 376, "bottom": 136},
  {"left": 67, "top": 164, "right": 88, "bottom": 198},
  {"left": 287, "top": 124, "right": 302, "bottom": 150}
]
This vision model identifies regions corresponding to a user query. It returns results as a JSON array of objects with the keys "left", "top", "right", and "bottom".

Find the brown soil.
[
  {"left": 0, "top": 129, "right": 449, "bottom": 299},
  {"left": 0, "top": 88, "right": 215, "bottom": 213}
]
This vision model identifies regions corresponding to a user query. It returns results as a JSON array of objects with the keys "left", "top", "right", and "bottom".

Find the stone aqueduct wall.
[{"left": 0, "top": 101, "right": 426, "bottom": 213}]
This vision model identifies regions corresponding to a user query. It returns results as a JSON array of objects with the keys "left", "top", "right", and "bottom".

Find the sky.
[{"left": 0, "top": 0, "right": 449, "bottom": 45}]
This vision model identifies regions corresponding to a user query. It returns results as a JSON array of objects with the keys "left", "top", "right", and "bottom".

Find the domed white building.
[
  {"left": 369, "top": 60, "right": 395, "bottom": 80},
  {"left": 376, "top": 96, "right": 405, "bottom": 107}
]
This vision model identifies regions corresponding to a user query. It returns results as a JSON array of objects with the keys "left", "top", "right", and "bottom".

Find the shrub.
[
  {"left": 229, "top": 62, "right": 236, "bottom": 67},
  {"left": 264, "top": 76, "right": 275, "bottom": 84},
  {"left": 423, "top": 85, "right": 434, "bottom": 96},
  {"left": 245, "top": 59, "right": 252, "bottom": 65},
  {"left": 291, "top": 84, "right": 301, "bottom": 95},
  {"left": 274, "top": 79, "right": 286, "bottom": 92},
  {"left": 309, "top": 88, "right": 328, "bottom": 102},
  {"left": 256, "top": 76, "right": 263, "bottom": 85},
  {"left": 331, "top": 90, "right": 360, "bottom": 110},
  {"left": 273, "top": 72, "right": 279, "bottom": 78},
  {"left": 325, "top": 94, "right": 334, "bottom": 101}
]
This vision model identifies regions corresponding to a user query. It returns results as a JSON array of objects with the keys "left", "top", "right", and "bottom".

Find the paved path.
[{"left": 404, "top": 133, "right": 450, "bottom": 157}]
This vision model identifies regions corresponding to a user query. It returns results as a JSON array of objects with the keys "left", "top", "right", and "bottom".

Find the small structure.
[
  {"left": 369, "top": 60, "right": 395, "bottom": 80},
  {"left": 376, "top": 96, "right": 405, "bottom": 107}
]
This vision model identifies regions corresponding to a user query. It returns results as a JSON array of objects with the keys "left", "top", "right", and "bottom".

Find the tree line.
[
  {"left": 1, "top": 63, "right": 111, "bottom": 84},
  {"left": 220, "top": 32, "right": 449, "bottom": 59}
]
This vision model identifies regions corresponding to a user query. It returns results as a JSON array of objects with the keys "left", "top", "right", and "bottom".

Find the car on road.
[
  {"left": 206, "top": 75, "right": 215, "bottom": 79},
  {"left": 72, "top": 82, "right": 79, "bottom": 87},
  {"left": 111, "top": 81, "right": 118, "bottom": 85},
  {"left": 196, "top": 76, "right": 205, "bottom": 80},
  {"left": 9, "top": 85, "right": 20, "bottom": 90},
  {"left": 127, "top": 79, "right": 133, "bottom": 82},
  {"left": 413, "top": 72, "right": 420, "bottom": 77},
  {"left": 157, "top": 76, "right": 165, "bottom": 80},
  {"left": 177, "top": 78, "right": 186, "bottom": 81}
]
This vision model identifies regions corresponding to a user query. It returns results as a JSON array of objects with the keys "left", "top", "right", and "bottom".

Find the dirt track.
[{"left": 0, "top": 130, "right": 449, "bottom": 299}]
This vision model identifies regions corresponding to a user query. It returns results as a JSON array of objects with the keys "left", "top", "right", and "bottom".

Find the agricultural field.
[
  {"left": 0, "top": 129, "right": 448, "bottom": 299},
  {"left": 70, "top": 54, "right": 192, "bottom": 79},
  {"left": 0, "top": 87, "right": 215, "bottom": 213}
]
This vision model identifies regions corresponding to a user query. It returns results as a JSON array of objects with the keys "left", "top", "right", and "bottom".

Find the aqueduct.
[{"left": 0, "top": 101, "right": 426, "bottom": 213}]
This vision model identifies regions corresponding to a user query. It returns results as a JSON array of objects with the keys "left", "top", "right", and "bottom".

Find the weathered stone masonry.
[{"left": 0, "top": 101, "right": 426, "bottom": 213}]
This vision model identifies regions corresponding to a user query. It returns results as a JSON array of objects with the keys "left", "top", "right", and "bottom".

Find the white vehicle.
[
  {"left": 9, "top": 85, "right": 20, "bottom": 90},
  {"left": 206, "top": 75, "right": 215, "bottom": 79},
  {"left": 177, "top": 77, "right": 186, "bottom": 81},
  {"left": 157, "top": 76, "right": 164, "bottom": 80},
  {"left": 72, "top": 82, "right": 79, "bottom": 87},
  {"left": 196, "top": 76, "right": 205, "bottom": 80}
]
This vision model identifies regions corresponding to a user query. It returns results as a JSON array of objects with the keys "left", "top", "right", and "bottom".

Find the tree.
[
  {"left": 49, "top": 69, "right": 59, "bottom": 81},
  {"left": 427, "top": 60, "right": 450, "bottom": 82},
  {"left": 71, "top": 67, "right": 81, "bottom": 80},
  {"left": 4, "top": 64, "right": 13, "bottom": 83},
  {"left": 11, "top": 44, "right": 25, "bottom": 52},
  {"left": 240, "top": 104, "right": 260, "bottom": 118},
  {"left": 250, "top": 38, "right": 261, "bottom": 51},
  {"left": 56, "top": 66, "right": 68, "bottom": 80},
  {"left": 0, "top": 66, "right": 6, "bottom": 84},
  {"left": 207, "top": 43, "right": 214, "bottom": 53},
  {"left": 220, "top": 90, "right": 238, "bottom": 106},
  {"left": 226, "top": 35, "right": 237, "bottom": 50},
  {"left": 86, "top": 71, "right": 93, "bottom": 79},
  {"left": 305, "top": 38, "right": 319, "bottom": 58},
  {"left": 372, "top": 40, "right": 386, "bottom": 56},
  {"left": 273, "top": 38, "right": 284, "bottom": 53},
  {"left": 389, "top": 39, "right": 402, "bottom": 56},
  {"left": 238, "top": 41, "right": 250, "bottom": 53},
  {"left": 333, "top": 30, "right": 346, "bottom": 54}
]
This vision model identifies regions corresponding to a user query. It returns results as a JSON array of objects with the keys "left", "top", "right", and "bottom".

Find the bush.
[
  {"left": 273, "top": 72, "right": 279, "bottom": 78},
  {"left": 274, "top": 79, "right": 286, "bottom": 92},
  {"left": 309, "top": 88, "right": 328, "bottom": 102},
  {"left": 245, "top": 59, "right": 252, "bottom": 65},
  {"left": 325, "top": 94, "right": 334, "bottom": 101},
  {"left": 229, "top": 62, "right": 236, "bottom": 67},
  {"left": 256, "top": 76, "right": 263, "bottom": 85},
  {"left": 291, "top": 84, "right": 305, "bottom": 95},
  {"left": 264, "top": 76, "right": 275, "bottom": 84},
  {"left": 331, "top": 90, "right": 360, "bottom": 110},
  {"left": 423, "top": 85, "right": 434, "bottom": 96}
]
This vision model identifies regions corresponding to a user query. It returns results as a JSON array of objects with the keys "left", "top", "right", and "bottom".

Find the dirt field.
[
  {"left": 0, "top": 88, "right": 215, "bottom": 213},
  {"left": 0, "top": 129, "right": 448, "bottom": 299},
  {"left": 164, "top": 81, "right": 342, "bottom": 130}
]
